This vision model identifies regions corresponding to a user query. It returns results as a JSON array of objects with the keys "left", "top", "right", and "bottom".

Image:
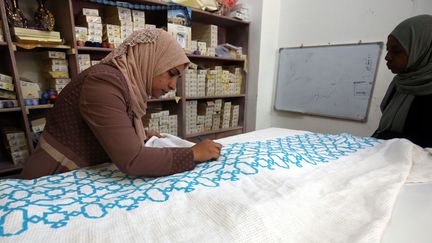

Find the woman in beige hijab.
[{"left": 20, "top": 29, "right": 222, "bottom": 179}]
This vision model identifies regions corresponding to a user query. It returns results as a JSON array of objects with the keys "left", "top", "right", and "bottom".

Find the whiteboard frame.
[{"left": 274, "top": 42, "right": 383, "bottom": 122}]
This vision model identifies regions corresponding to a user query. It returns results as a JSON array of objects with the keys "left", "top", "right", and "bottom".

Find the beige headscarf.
[{"left": 101, "top": 29, "right": 189, "bottom": 144}]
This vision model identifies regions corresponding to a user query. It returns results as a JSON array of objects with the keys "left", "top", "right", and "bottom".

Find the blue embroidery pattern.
[{"left": 0, "top": 133, "right": 379, "bottom": 237}]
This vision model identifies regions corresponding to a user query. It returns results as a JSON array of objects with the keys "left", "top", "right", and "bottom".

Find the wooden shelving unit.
[{"left": 0, "top": 0, "right": 249, "bottom": 178}]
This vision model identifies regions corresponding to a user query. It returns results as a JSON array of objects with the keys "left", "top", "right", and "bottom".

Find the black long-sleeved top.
[{"left": 373, "top": 94, "right": 432, "bottom": 148}]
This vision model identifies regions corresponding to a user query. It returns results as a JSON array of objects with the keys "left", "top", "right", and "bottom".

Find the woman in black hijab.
[{"left": 373, "top": 15, "right": 432, "bottom": 148}]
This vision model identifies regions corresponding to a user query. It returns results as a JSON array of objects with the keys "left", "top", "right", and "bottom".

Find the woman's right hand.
[{"left": 192, "top": 139, "right": 222, "bottom": 163}]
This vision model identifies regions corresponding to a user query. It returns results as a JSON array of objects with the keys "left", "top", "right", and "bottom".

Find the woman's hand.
[
  {"left": 192, "top": 139, "right": 222, "bottom": 163},
  {"left": 146, "top": 130, "right": 162, "bottom": 139}
]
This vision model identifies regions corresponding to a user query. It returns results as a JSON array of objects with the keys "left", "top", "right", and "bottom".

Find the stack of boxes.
[
  {"left": 44, "top": 51, "right": 70, "bottom": 94},
  {"left": 230, "top": 105, "right": 240, "bottom": 127},
  {"left": 186, "top": 100, "right": 197, "bottom": 134},
  {"left": 102, "top": 24, "right": 121, "bottom": 48},
  {"left": 142, "top": 110, "right": 178, "bottom": 136},
  {"left": 185, "top": 66, "right": 242, "bottom": 98},
  {"left": 191, "top": 23, "right": 217, "bottom": 56},
  {"left": 75, "top": 26, "right": 88, "bottom": 45},
  {"left": 212, "top": 99, "right": 222, "bottom": 130},
  {"left": 185, "top": 68, "right": 197, "bottom": 97},
  {"left": 0, "top": 73, "right": 17, "bottom": 108},
  {"left": 214, "top": 66, "right": 223, "bottom": 95},
  {"left": 1, "top": 128, "right": 29, "bottom": 166},
  {"left": 206, "top": 69, "right": 216, "bottom": 96},
  {"left": 186, "top": 99, "right": 238, "bottom": 135},
  {"left": 221, "top": 101, "right": 231, "bottom": 129},
  {"left": 76, "top": 8, "right": 103, "bottom": 44},
  {"left": 77, "top": 54, "right": 101, "bottom": 73},
  {"left": 197, "top": 69, "right": 207, "bottom": 97},
  {"left": 75, "top": 7, "right": 152, "bottom": 48},
  {"left": 132, "top": 10, "right": 146, "bottom": 31},
  {"left": 104, "top": 7, "right": 134, "bottom": 42},
  {"left": 197, "top": 101, "right": 214, "bottom": 131},
  {"left": 78, "top": 54, "right": 91, "bottom": 72}
]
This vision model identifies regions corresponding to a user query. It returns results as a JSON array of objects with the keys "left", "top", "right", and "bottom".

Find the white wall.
[{"left": 252, "top": 0, "right": 432, "bottom": 136}]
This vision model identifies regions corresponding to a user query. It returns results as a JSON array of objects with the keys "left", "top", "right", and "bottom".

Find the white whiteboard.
[{"left": 274, "top": 42, "right": 382, "bottom": 121}]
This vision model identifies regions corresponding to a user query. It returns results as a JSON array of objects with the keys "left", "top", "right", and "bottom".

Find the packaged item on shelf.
[
  {"left": 0, "top": 100, "right": 18, "bottom": 108},
  {"left": 1, "top": 128, "right": 29, "bottom": 165},
  {"left": 192, "top": 23, "right": 218, "bottom": 49},
  {"left": 12, "top": 27, "right": 62, "bottom": 44},
  {"left": 167, "top": 23, "right": 192, "bottom": 51},
  {"left": 82, "top": 8, "right": 99, "bottom": 17},
  {"left": 77, "top": 8, "right": 103, "bottom": 45},
  {"left": 132, "top": 10, "right": 145, "bottom": 31},
  {"left": 31, "top": 118, "right": 46, "bottom": 133},
  {"left": 229, "top": 4, "right": 250, "bottom": 21},
  {"left": 75, "top": 27, "right": 88, "bottom": 45},
  {"left": 43, "top": 51, "right": 66, "bottom": 59},
  {"left": 102, "top": 24, "right": 121, "bottom": 48},
  {"left": 20, "top": 80, "right": 40, "bottom": 99},
  {"left": 142, "top": 110, "right": 178, "bottom": 136},
  {"left": 0, "top": 73, "right": 13, "bottom": 83},
  {"left": 0, "top": 90, "right": 17, "bottom": 100},
  {"left": 215, "top": 43, "right": 242, "bottom": 59},
  {"left": 47, "top": 78, "right": 70, "bottom": 93},
  {"left": 104, "top": 6, "right": 133, "bottom": 42},
  {"left": 42, "top": 51, "right": 70, "bottom": 95},
  {"left": 78, "top": 54, "right": 91, "bottom": 72},
  {"left": 0, "top": 81, "right": 15, "bottom": 91},
  {"left": 167, "top": 6, "right": 192, "bottom": 51}
]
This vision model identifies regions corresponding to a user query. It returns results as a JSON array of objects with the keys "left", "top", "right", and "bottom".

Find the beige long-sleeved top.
[{"left": 20, "top": 64, "right": 195, "bottom": 179}]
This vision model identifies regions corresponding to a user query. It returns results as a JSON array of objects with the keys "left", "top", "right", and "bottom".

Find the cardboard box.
[
  {"left": 167, "top": 23, "right": 191, "bottom": 51},
  {"left": 0, "top": 73, "right": 13, "bottom": 83},
  {"left": 0, "top": 90, "right": 16, "bottom": 99},
  {"left": 0, "top": 81, "right": 15, "bottom": 91},
  {"left": 20, "top": 81, "right": 40, "bottom": 99},
  {"left": 44, "top": 51, "right": 66, "bottom": 59},
  {"left": 82, "top": 8, "right": 99, "bottom": 17}
]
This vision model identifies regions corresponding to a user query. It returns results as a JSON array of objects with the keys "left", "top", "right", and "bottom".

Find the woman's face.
[
  {"left": 151, "top": 64, "right": 185, "bottom": 98},
  {"left": 385, "top": 35, "right": 408, "bottom": 74}
]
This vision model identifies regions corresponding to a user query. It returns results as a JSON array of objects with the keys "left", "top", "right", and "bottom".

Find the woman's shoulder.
[{"left": 85, "top": 63, "right": 123, "bottom": 78}]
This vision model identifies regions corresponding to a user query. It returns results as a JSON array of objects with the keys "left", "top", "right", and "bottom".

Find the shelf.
[
  {"left": 0, "top": 41, "right": 7, "bottom": 46},
  {"left": 13, "top": 42, "right": 71, "bottom": 51},
  {"left": 187, "top": 54, "right": 245, "bottom": 62},
  {"left": 191, "top": 9, "right": 250, "bottom": 27},
  {"left": 0, "top": 107, "right": 22, "bottom": 113},
  {"left": 25, "top": 104, "right": 54, "bottom": 112},
  {"left": 77, "top": 46, "right": 114, "bottom": 52},
  {"left": 185, "top": 126, "right": 243, "bottom": 138},
  {"left": 26, "top": 104, "right": 54, "bottom": 109},
  {"left": 148, "top": 97, "right": 181, "bottom": 103},
  {"left": 186, "top": 94, "right": 245, "bottom": 100},
  {"left": 0, "top": 160, "right": 22, "bottom": 176},
  {"left": 86, "top": 0, "right": 248, "bottom": 27}
]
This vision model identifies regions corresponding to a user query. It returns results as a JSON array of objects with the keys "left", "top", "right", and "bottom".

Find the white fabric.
[
  {"left": 1, "top": 128, "right": 431, "bottom": 243},
  {"left": 145, "top": 133, "right": 195, "bottom": 148}
]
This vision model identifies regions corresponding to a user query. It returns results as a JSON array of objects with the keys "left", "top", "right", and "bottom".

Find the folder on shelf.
[
  {"left": 12, "top": 27, "right": 63, "bottom": 45},
  {"left": 12, "top": 27, "right": 61, "bottom": 39}
]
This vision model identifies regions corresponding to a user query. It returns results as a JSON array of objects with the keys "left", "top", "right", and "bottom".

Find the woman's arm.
[{"left": 79, "top": 72, "right": 195, "bottom": 176}]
